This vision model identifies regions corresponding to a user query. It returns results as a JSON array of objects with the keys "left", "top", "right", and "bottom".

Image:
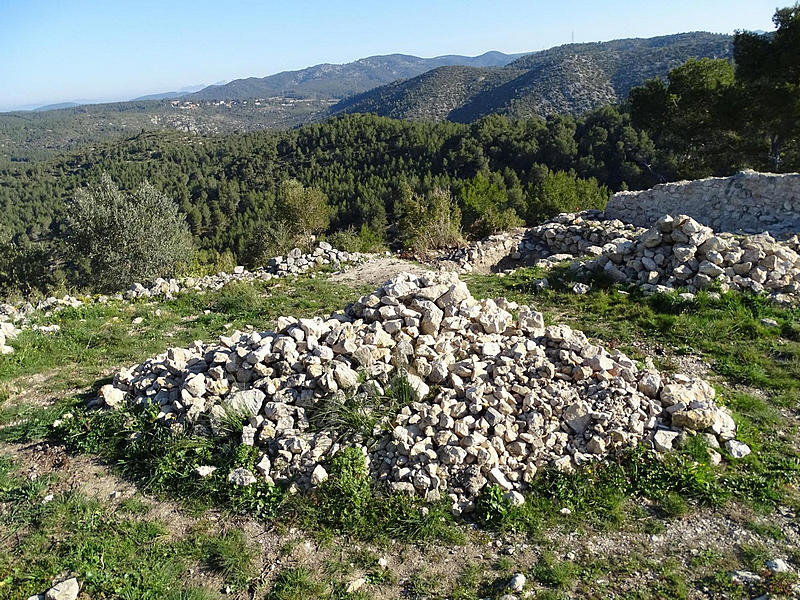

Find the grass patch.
[
  {"left": 449, "top": 563, "right": 484, "bottom": 600},
  {"left": 0, "top": 458, "right": 222, "bottom": 600},
  {"left": 2, "top": 267, "right": 798, "bottom": 599},
  {"left": 308, "top": 374, "right": 416, "bottom": 442},
  {"left": 532, "top": 551, "right": 578, "bottom": 589},
  {"left": 190, "top": 529, "right": 256, "bottom": 590},
  {"left": 656, "top": 491, "right": 689, "bottom": 518},
  {"left": 0, "top": 276, "right": 368, "bottom": 398},
  {"left": 406, "top": 569, "right": 441, "bottom": 600},
  {"left": 266, "top": 567, "right": 328, "bottom": 600}
]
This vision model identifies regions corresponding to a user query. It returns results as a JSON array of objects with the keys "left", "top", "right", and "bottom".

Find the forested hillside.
[
  {"left": 0, "top": 33, "right": 730, "bottom": 163},
  {"left": 333, "top": 33, "right": 732, "bottom": 121},
  {"left": 2, "top": 10, "right": 798, "bottom": 297},
  {"left": 0, "top": 97, "right": 331, "bottom": 163},
  {"left": 0, "top": 109, "right": 654, "bottom": 259}
]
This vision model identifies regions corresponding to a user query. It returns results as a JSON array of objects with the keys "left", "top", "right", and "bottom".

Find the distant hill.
[
  {"left": 133, "top": 84, "right": 208, "bottom": 101},
  {"left": 33, "top": 102, "right": 83, "bottom": 111},
  {"left": 187, "top": 51, "right": 527, "bottom": 101},
  {"left": 333, "top": 33, "right": 733, "bottom": 121},
  {"left": 133, "top": 92, "right": 184, "bottom": 101},
  {"left": 0, "top": 35, "right": 733, "bottom": 162}
]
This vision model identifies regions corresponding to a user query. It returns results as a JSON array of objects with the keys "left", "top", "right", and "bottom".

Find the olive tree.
[{"left": 65, "top": 174, "right": 193, "bottom": 291}]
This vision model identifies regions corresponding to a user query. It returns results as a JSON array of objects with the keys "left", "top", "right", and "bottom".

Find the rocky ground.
[{"left": 1, "top": 218, "right": 799, "bottom": 600}]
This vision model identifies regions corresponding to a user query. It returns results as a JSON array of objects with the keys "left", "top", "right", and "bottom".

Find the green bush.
[
  {"left": 527, "top": 169, "right": 610, "bottom": 224},
  {"left": 474, "top": 485, "right": 512, "bottom": 528},
  {"left": 458, "top": 173, "right": 524, "bottom": 238},
  {"left": 315, "top": 447, "right": 373, "bottom": 534},
  {"left": 325, "top": 223, "right": 386, "bottom": 253},
  {"left": 0, "top": 239, "right": 60, "bottom": 298},
  {"left": 183, "top": 248, "right": 237, "bottom": 276},
  {"left": 274, "top": 179, "right": 331, "bottom": 243},
  {"left": 397, "top": 184, "right": 463, "bottom": 253},
  {"left": 64, "top": 174, "right": 193, "bottom": 291},
  {"left": 246, "top": 220, "right": 298, "bottom": 268}
]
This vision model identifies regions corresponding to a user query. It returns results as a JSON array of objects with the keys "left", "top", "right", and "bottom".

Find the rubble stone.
[{"left": 101, "top": 271, "right": 742, "bottom": 509}]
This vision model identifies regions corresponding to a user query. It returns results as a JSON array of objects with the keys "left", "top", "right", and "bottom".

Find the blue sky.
[{"left": 0, "top": 0, "right": 781, "bottom": 111}]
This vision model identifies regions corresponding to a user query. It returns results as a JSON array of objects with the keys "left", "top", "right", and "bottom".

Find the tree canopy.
[{"left": 64, "top": 174, "right": 193, "bottom": 291}]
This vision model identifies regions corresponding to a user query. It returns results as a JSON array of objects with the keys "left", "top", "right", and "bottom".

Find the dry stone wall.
[
  {"left": 605, "top": 170, "right": 800, "bottom": 236},
  {"left": 446, "top": 210, "right": 800, "bottom": 304}
]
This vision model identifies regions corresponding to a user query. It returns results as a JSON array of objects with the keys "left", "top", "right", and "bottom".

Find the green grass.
[
  {"left": 118, "top": 495, "right": 151, "bottom": 515},
  {"left": 0, "top": 276, "right": 369, "bottom": 396},
  {"left": 0, "top": 458, "right": 223, "bottom": 600},
  {"left": 532, "top": 551, "right": 578, "bottom": 589},
  {"left": 190, "top": 529, "right": 256, "bottom": 591},
  {"left": 265, "top": 567, "right": 329, "bottom": 600},
  {"left": 406, "top": 570, "right": 441, "bottom": 600},
  {"left": 656, "top": 491, "right": 689, "bottom": 518},
  {"left": 449, "top": 563, "right": 483, "bottom": 600},
  {"left": 2, "top": 269, "right": 799, "bottom": 599},
  {"left": 308, "top": 374, "right": 416, "bottom": 442}
]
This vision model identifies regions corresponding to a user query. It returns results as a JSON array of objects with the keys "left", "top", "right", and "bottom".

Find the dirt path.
[{"left": 331, "top": 256, "right": 431, "bottom": 288}]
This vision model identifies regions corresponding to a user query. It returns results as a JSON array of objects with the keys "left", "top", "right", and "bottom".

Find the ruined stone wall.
[{"left": 605, "top": 170, "right": 800, "bottom": 236}]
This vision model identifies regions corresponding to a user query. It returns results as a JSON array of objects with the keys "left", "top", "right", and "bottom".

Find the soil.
[{"left": 331, "top": 256, "right": 431, "bottom": 288}]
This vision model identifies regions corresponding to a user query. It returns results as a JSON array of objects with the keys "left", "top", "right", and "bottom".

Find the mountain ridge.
[
  {"left": 333, "top": 32, "right": 733, "bottom": 121},
  {"left": 0, "top": 33, "right": 734, "bottom": 161},
  {"left": 186, "top": 51, "right": 528, "bottom": 101}
]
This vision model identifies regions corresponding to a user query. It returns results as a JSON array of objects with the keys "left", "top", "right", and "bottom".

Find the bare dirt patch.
[{"left": 330, "top": 256, "right": 430, "bottom": 288}]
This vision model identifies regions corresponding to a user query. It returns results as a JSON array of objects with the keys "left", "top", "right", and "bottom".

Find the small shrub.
[
  {"left": 183, "top": 248, "right": 237, "bottom": 276},
  {"left": 314, "top": 447, "right": 373, "bottom": 534},
  {"left": 526, "top": 169, "right": 609, "bottom": 224},
  {"left": 326, "top": 224, "right": 386, "bottom": 253},
  {"left": 532, "top": 552, "right": 578, "bottom": 589},
  {"left": 309, "top": 373, "right": 413, "bottom": 440},
  {"left": 475, "top": 484, "right": 512, "bottom": 528},
  {"left": 458, "top": 172, "right": 524, "bottom": 238},
  {"left": 246, "top": 220, "right": 300, "bottom": 268},
  {"left": 202, "top": 529, "right": 256, "bottom": 590},
  {"left": 657, "top": 491, "right": 689, "bottom": 518},
  {"left": 275, "top": 179, "right": 331, "bottom": 242},
  {"left": 397, "top": 184, "right": 463, "bottom": 254},
  {"left": 210, "top": 281, "right": 264, "bottom": 317}
]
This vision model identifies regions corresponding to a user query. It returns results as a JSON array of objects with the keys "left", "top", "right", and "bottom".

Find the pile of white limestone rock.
[
  {"left": 0, "top": 321, "right": 19, "bottom": 355},
  {"left": 579, "top": 213, "right": 800, "bottom": 303},
  {"left": 98, "top": 270, "right": 747, "bottom": 513},
  {"left": 447, "top": 211, "right": 800, "bottom": 305},
  {"left": 123, "top": 243, "right": 368, "bottom": 300}
]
